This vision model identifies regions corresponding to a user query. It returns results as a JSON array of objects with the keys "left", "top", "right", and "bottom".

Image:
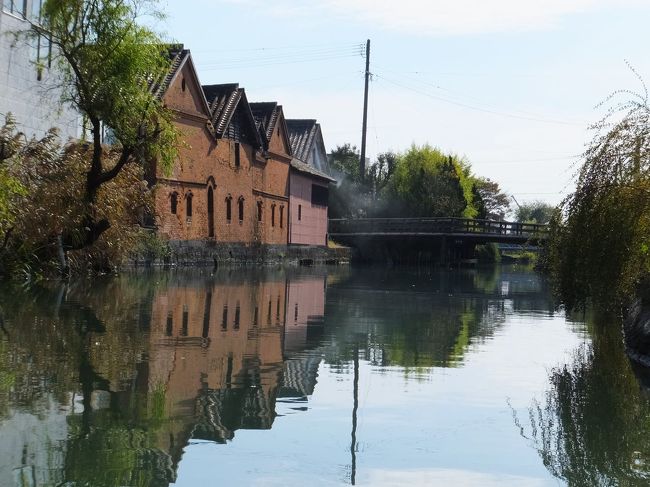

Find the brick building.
[
  {"left": 153, "top": 48, "right": 265, "bottom": 244},
  {"left": 152, "top": 46, "right": 335, "bottom": 250},
  {"left": 250, "top": 102, "right": 292, "bottom": 245}
]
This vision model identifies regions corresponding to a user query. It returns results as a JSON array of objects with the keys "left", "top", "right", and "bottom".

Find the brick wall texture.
[{"left": 154, "top": 56, "right": 326, "bottom": 247}]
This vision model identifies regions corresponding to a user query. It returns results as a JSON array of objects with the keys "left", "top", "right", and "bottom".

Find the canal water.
[{"left": 0, "top": 266, "right": 649, "bottom": 486}]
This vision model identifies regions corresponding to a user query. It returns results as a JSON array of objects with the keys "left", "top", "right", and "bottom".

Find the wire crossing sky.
[{"left": 161, "top": 0, "right": 650, "bottom": 204}]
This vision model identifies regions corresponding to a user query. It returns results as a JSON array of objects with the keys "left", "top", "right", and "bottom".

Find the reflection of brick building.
[
  {"left": 284, "top": 275, "right": 327, "bottom": 353},
  {"left": 145, "top": 273, "right": 287, "bottom": 450}
]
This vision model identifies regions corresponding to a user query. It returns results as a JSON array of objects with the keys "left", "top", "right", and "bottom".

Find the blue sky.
[{"left": 159, "top": 0, "right": 650, "bottom": 205}]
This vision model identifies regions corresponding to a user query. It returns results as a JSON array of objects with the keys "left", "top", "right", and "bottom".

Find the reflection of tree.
[
  {"left": 521, "top": 324, "right": 650, "bottom": 486},
  {"left": 322, "top": 266, "right": 551, "bottom": 369},
  {"left": 0, "top": 269, "right": 318, "bottom": 486}
]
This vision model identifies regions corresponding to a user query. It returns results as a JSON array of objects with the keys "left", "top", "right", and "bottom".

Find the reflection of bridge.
[{"left": 329, "top": 218, "right": 548, "bottom": 245}]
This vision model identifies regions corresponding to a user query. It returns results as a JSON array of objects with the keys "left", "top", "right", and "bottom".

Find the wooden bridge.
[{"left": 329, "top": 218, "right": 548, "bottom": 246}]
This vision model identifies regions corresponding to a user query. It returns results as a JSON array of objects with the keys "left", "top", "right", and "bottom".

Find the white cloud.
[{"left": 223, "top": 0, "right": 641, "bottom": 36}]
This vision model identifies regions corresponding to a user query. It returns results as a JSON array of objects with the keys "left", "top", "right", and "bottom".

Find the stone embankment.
[{"left": 131, "top": 240, "right": 351, "bottom": 267}]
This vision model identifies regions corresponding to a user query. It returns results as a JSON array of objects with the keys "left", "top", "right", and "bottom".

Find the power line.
[
  {"left": 373, "top": 72, "right": 587, "bottom": 127},
  {"left": 197, "top": 44, "right": 365, "bottom": 70}
]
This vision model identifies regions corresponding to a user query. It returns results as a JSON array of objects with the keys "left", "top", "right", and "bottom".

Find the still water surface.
[{"left": 0, "top": 266, "right": 649, "bottom": 486}]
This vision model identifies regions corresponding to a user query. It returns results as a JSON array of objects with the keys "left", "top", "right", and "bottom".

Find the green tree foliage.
[
  {"left": 472, "top": 177, "right": 511, "bottom": 220},
  {"left": 515, "top": 200, "right": 555, "bottom": 224},
  {"left": 548, "top": 82, "right": 650, "bottom": 310},
  {"left": 26, "top": 0, "right": 178, "bottom": 252},
  {"left": 328, "top": 144, "right": 369, "bottom": 218},
  {"left": 328, "top": 143, "right": 508, "bottom": 220},
  {"left": 389, "top": 145, "right": 470, "bottom": 218}
]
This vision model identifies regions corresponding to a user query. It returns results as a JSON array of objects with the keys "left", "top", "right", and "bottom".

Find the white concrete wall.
[{"left": 0, "top": 4, "right": 80, "bottom": 140}]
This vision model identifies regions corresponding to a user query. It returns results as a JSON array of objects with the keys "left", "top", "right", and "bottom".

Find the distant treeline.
[{"left": 328, "top": 143, "right": 512, "bottom": 221}]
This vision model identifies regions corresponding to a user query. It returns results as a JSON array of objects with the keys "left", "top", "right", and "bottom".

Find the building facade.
[
  {"left": 0, "top": 0, "right": 79, "bottom": 139},
  {"left": 154, "top": 49, "right": 266, "bottom": 244},
  {"left": 287, "top": 119, "right": 335, "bottom": 246},
  {"left": 250, "top": 102, "right": 292, "bottom": 245}
]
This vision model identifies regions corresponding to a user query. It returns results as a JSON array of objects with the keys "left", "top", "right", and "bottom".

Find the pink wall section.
[
  {"left": 284, "top": 276, "right": 326, "bottom": 352},
  {"left": 289, "top": 172, "right": 329, "bottom": 246}
]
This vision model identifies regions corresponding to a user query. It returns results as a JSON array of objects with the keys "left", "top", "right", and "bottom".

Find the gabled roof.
[
  {"left": 290, "top": 158, "right": 336, "bottom": 183},
  {"left": 286, "top": 119, "right": 322, "bottom": 162},
  {"left": 249, "top": 102, "right": 292, "bottom": 156},
  {"left": 152, "top": 44, "right": 212, "bottom": 117},
  {"left": 202, "top": 83, "right": 262, "bottom": 147}
]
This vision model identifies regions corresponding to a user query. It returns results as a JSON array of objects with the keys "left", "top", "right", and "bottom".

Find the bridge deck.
[{"left": 329, "top": 218, "right": 548, "bottom": 243}]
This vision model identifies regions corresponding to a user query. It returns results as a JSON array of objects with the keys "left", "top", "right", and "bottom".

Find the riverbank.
[{"left": 130, "top": 240, "right": 352, "bottom": 268}]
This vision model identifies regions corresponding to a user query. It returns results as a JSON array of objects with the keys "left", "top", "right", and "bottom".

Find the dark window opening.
[
  {"left": 267, "top": 300, "right": 272, "bottom": 325},
  {"left": 234, "top": 142, "right": 241, "bottom": 167},
  {"left": 279, "top": 206, "right": 284, "bottom": 228},
  {"left": 257, "top": 201, "right": 263, "bottom": 222},
  {"left": 271, "top": 205, "right": 276, "bottom": 227},
  {"left": 186, "top": 193, "right": 193, "bottom": 221},
  {"left": 234, "top": 304, "right": 240, "bottom": 330},
  {"left": 226, "top": 197, "right": 232, "bottom": 221},
  {"left": 238, "top": 197, "right": 244, "bottom": 222},
  {"left": 226, "top": 354, "right": 233, "bottom": 388},
  {"left": 166, "top": 312, "right": 173, "bottom": 336},
  {"left": 202, "top": 292, "right": 212, "bottom": 339},
  {"left": 294, "top": 304, "right": 298, "bottom": 322},
  {"left": 298, "top": 204, "right": 302, "bottom": 221},
  {"left": 276, "top": 297, "right": 280, "bottom": 321},
  {"left": 222, "top": 305, "right": 228, "bottom": 330},
  {"left": 311, "top": 184, "right": 329, "bottom": 207},
  {"left": 181, "top": 305, "right": 188, "bottom": 337},
  {"left": 170, "top": 192, "right": 178, "bottom": 214},
  {"left": 253, "top": 306, "right": 258, "bottom": 327},
  {"left": 181, "top": 78, "right": 186, "bottom": 92}
]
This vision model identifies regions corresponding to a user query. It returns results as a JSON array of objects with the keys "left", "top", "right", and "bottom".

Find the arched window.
[
  {"left": 271, "top": 204, "right": 276, "bottom": 227},
  {"left": 226, "top": 195, "right": 232, "bottom": 221},
  {"left": 170, "top": 192, "right": 178, "bottom": 214},
  {"left": 257, "top": 201, "right": 263, "bottom": 222},
  {"left": 238, "top": 197, "right": 244, "bottom": 222},
  {"left": 279, "top": 206, "right": 284, "bottom": 228},
  {"left": 186, "top": 192, "right": 193, "bottom": 221}
]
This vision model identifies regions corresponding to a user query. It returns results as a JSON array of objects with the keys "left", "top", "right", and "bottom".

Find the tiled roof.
[
  {"left": 202, "top": 83, "right": 262, "bottom": 147},
  {"left": 290, "top": 158, "right": 336, "bottom": 183},
  {"left": 249, "top": 102, "right": 281, "bottom": 142},
  {"left": 152, "top": 44, "right": 189, "bottom": 100},
  {"left": 202, "top": 83, "right": 242, "bottom": 135},
  {"left": 286, "top": 119, "right": 319, "bottom": 162}
]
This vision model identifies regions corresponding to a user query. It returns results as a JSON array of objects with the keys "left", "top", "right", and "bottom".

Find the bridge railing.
[{"left": 328, "top": 217, "right": 548, "bottom": 238}]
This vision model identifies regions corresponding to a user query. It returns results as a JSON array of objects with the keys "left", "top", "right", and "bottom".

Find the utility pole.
[{"left": 360, "top": 39, "right": 370, "bottom": 183}]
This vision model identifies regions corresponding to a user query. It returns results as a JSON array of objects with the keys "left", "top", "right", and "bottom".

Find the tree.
[
  {"left": 0, "top": 115, "right": 152, "bottom": 276},
  {"left": 329, "top": 143, "right": 362, "bottom": 184},
  {"left": 472, "top": 177, "right": 510, "bottom": 220},
  {"left": 328, "top": 144, "right": 370, "bottom": 218},
  {"left": 515, "top": 200, "right": 554, "bottom": 224},
  {"left": 26, "top": 0, "right": 178, "bottom": 253},
  {"left": 548, "top": 73, "right": 650, "bottom": 310},
  {"left": 389, "top": 145, "right": 468, "bottom": 218}
]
